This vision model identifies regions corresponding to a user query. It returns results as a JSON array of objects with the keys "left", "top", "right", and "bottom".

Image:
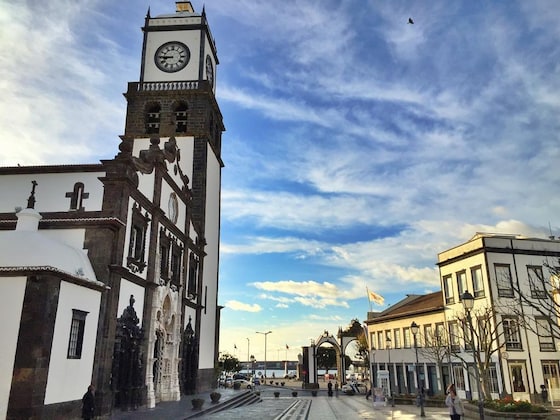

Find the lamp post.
[
  {"left": 250, "top": 354, "right": 256, "bottom": 376},
  {"left": 461, "top": 291, "right": 485, "bottom": 420},
  {"left": 256, "top": 330, "right": 272, "bottom": 379},
  {"left": 386, "top": 335, "right": 394, "bottom": 406},
  {"left": 246, "top": 338, "right": 250, "bottom": 375},
  {"left": 411, "top": 322, "right": 426, "bottom": 417}
]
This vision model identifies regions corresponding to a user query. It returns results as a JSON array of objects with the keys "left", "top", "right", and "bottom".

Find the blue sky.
[{"left": 2, "top": 1, "right": 560, "bottom": 363}]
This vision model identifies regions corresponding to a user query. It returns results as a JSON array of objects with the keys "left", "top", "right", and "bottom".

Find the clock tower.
[
  {"left": 139, "top": 1, "right": 217, "bottom": 90},
  {"left": 100, "top": 0, "right": 224, "bottom": 411}
]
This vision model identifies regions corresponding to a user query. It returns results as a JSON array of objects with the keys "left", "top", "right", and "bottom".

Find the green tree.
[
  {"left": 316, "top": 346, "right": 337, "bottom": 373},
  {"left": 218, "top": 353, "right": 241, "bottom": 374}
]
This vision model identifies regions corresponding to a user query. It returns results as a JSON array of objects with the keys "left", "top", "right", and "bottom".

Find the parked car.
[
  {"left": 341, "top": 382, "right": 367, "bottom": 395},
  {"left": 233, "top": 373, "right": 249, "bottom": 380},
  {"left": 232, "top": 379, "right": 253, "bottom": 390}
]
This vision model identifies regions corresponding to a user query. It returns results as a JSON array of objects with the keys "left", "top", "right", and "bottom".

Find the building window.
[
  {"left": 471, "top": 266, "right": 485, "bottom": 298},
  {"left": 542, "top": 361, "right": 560, "bottom": 389},
  {"left": 453, "top": 364, "right": 465, "bottom": 390},
  {"left": 495, "top": 264, "right": 514, "bottom": 298},
  {"left": 503, "top": 317, "right": 522, "bottom": 350},
  {"left": 68, "top": 309, "right": 88, "bottom": 359},
  {"left": 159, "top": 230, "right": 171, "bottom": 281},
  {"left": 187, "top": 252, "right": 199, "bottom": 298},
  {"left": 145, "top": 104, "right": 161, "bottom": 134},
  {"left": 528, "top": 266, "right": 547, "bottom": 299},
  {"left": 449, "top": 321, "right": 460, "bottom": 351},
  {"left": 393, "top": 328, "right": 401, "bottom": 348},
  {"left": 370, "top": 332, "right": 376, "bottom": 350},
  {"left": 403, "top": 327, "right": 411, "bottom": 348},
  {"left": 485, "top": 365, "right": 500, "bottom": 394},
  {"left": 170, "top": 241, "right": 183, "bottom": 288},
  {"left": 385, "top": 330, "right": 393, "bottom": 347},
  {"left": 424, "top": 324, "right": 433, "bottom": 347},
  {"left": 435, "top": 323, "right": 446, "bottom": 347},
  {"left": 443, "top": 275, "right": 454, "bottom": 304},
  {"left": 377, "top": 331, "right": 384, "bottom": 350},
  {"left": 536, "top": 318, "right": 555, "bottom": 351},
  {"left": 127, "top": 204, "right": 149, "bottom": 273},
  {"left": 174, "top": 102, "right": 188, "bottom": 133},
  {"left": 456, "top": 271, "right": 467, "bottom": 301}
]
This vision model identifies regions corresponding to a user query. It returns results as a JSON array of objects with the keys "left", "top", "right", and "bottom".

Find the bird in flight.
[{"left": 408, "top": 17, "right": 414, "bottom": 24}]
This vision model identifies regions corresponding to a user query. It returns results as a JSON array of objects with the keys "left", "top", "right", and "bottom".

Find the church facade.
[{"left": 0, "top": 2, "right": 224, "bottom": 418}]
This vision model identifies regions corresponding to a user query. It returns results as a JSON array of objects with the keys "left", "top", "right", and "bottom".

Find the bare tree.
[
  {"left": 503, "top": 260, "right": 560, "bottom": 343},
  {"left": 448, "top": 305, "right": 506, "bottom": 399},
  {"left": 418, "top": 327, "right": 451, "bottom": 393}
]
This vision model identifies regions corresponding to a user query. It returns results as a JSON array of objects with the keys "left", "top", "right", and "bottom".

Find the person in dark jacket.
[{"left": 82, "top": 385, "right": 95, "bottom": 420}]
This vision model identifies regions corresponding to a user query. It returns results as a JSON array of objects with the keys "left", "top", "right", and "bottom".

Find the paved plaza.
[{"left": 112, "top": 385, "right": 453, "bottom": 420}]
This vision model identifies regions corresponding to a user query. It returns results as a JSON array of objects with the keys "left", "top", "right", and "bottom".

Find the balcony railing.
[{"left": 130, "top": 81, "right": 200, "bottom": 92}]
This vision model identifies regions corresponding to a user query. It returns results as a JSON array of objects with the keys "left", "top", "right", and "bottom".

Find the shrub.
[{"left": 484, "top": 396, "right": 547, "bottom": 413}]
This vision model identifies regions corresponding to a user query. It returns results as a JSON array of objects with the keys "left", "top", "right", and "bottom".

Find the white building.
[
  {"left": 0, "top": 2, "right": 224, "bottom": 418},
  {"left": 438, "top": 233, "right": 560, "bottom": 402},
  {"left": 365, "top": 233, "right": 560, "bottom": 404}
]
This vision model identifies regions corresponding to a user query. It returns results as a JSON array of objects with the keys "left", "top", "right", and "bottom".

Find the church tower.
[
  {"left": 0, "top": 2, "right": 224, "bottom": 417},
  {"left": 95, "top": 0, "right": 224, "bottom": 412}
]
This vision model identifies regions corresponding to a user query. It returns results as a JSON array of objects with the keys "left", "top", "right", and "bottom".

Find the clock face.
[
  {"left": 206, "top": 55, "right": 214, "bottom": 86},
  {"left": 155, "top": 42, "right": 190, "bottom": 73}
]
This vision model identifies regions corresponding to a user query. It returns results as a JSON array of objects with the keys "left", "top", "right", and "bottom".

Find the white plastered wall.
[
  {"left": 198, "top": 144, "right": 221, "bottom": 369},
  {"left": 0, "top": 276, "right": 26, "bottom": 420},
  {"left": 44, "top": 281, "right": 101, "bottom": 404},
  {"left": 0, "top": 172, "right": 104, "bottom": 213}
]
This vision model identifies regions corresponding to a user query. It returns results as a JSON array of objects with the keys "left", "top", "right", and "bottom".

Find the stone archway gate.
[{"left": 302, "top": 327, "right": 360, "bottom": 387}]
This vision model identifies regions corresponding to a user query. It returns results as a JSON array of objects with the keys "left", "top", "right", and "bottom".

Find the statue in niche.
[{"left": 112, "top": 295, "right": 144, "bottom": 410}]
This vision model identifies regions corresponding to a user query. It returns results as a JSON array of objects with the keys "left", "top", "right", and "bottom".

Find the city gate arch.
[{"left": 303, "top": 328, "right": 361, "bottom": 387}]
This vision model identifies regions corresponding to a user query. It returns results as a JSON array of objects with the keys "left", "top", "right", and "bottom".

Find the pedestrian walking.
[
  {"left": 445, "top": 384, "right": 464, "bottom": 420},
  {"left": 82, "top": 385, "right": 95, "bottom": 420}
]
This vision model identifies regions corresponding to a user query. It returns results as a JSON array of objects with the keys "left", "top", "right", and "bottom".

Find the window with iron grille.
[{"left": 68, "top": 309, "right": 88, "bottom": 359}]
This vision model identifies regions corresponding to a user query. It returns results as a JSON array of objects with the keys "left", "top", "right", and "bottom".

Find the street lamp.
[
  {"left": 461, "top": 291, "right": 485, "bottom": 420},
  {"left": 256, "top": 330, "right": 272, "bottom": 379},
  {"left": 250, "top": 354, "right": 256, "bottom": 376},
  {"left": 411, "top": 321, "right": 426, "bottom": 417},
  {"left": 386, "top": 335, "right": 394, "bottom": 406},
  {"left": 246, "top": 338, "right": 250, "bottom": 375}
]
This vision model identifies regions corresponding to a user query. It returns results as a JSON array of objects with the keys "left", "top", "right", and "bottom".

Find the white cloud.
[{"left": 225, "top": 300, "right": 262, "bottom": 313}]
